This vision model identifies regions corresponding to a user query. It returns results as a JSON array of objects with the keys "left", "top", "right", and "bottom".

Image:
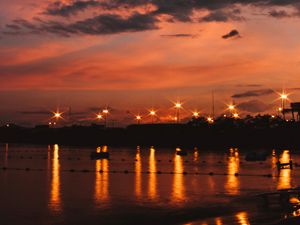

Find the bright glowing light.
[
  {"left": 233, "top": 113, "right": 239, "bottom": 119},
  {"left": 149, "top": 110, "right": 156, "bottom": 116},
  {"left": 97, "top": 114, "right": 103, "bottom": 119},
  {"left": 136, "top": 115, "right": 142, "bottom": 120},
  {"left": 207, "top": 117, "right": 214, "bottom": 123},
  {"left": 102, "top": 109, "right": 109, "bottom": 114},
  {"left": 280, "top": 93, "right": 288, "bottom": 100},
  {"left": 174, "top": 102, "right": 182, "bottom": 109},
  {"left": 278, "top": 107, "right": 283, "bottom": 112},
  {"left": 193, "top": 112, "right": 200, "bottom": 118},
  {"left": 228, "top": 104, "right": 235, "bottom": 110},
  {"left": 53, "top": 111, "right": 62, "bottom": 119}
]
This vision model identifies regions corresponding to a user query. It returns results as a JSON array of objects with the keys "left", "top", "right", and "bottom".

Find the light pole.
[
  {"left": 174, "top": 102, "right": 182, "bottom": 124},
  {"left": 227, "top": 104, "right": 235, "bottom": 117},
  {"left": 280, "top": 93, "right": 288, "bottom": 119},
  {"left": 102, "top": 109, "right": 109, "bottom": 127},
  {"left": 149, "top": 110, "right": 156, "bottom": 124},
  {"left": 52, "top": 110, "right": 63, "bottom": 126},
  {"left": 136, "top": 115, "right": 142, "bottom": 125},
  {"left": 193, "top": 111, "right": 200, "bottom": 119}
]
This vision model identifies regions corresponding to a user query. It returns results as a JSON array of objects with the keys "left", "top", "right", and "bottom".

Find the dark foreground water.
[{"left": 0, "top": 144, "right": 300, "bottom": 225}]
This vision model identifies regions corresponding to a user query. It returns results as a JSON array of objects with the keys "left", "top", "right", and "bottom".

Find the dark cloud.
[
  {"left": 160, "top": 33, "right": 196, "bottom": 38},
  {"left": 5, "top": 12, "right": 158, "bottom": 36},
  {"left": 46, "top": 1, "right": 103, "bottom": 17},
  {"left": 232, "top": 89, "right": 274, "bottom": 98},
  {"left": 269, "top": 9, "right": 291, "bottom": 18},
  {"left": 4, "top": 0, "right": 300, "bottom": 37},
  {"left": 222, "top": 29, "right": 240, "bottom": 39},
  {"left": 201, "top": 9, "right": 244, "bottom": 22},
  {"left": 237, "top": 99, "right": 273, "bottom": 113}
]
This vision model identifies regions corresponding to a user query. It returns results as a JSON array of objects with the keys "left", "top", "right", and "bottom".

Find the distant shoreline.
[{"left": 1, "top": 123, "right": 300, "bottom": 149}]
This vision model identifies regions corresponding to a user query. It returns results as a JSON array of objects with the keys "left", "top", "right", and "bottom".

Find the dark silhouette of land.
[{"left": 1, "top": 115, "right": 300, "bottom": 148}]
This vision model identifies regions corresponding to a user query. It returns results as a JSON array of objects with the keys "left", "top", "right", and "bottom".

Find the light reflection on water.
[
  {"left": 225, "top": 148, "right": 240, "bottom": 195},
  {"left": 172, "top": 154, "right": 185, "bottom": 203},
  {"left": 95, "top": 159, "right": 109, "bottom": 204},
  {"left": 277, "top": 150, "right": 292, "bottom": 190},
  {"left": 148, "top": 146, "right": 157, "bottom": 200},
  {"left": 236, "top": 212, "right": 250, "bottom": 225},
  {"left": 1, "top": 144, "right": 300, "bottom": 225},
  {"left": 135, "top": 147, "right": 142, "bottom": 198},
  {"left": 49, "top": 144, "right": 61, "bottom": 213}
]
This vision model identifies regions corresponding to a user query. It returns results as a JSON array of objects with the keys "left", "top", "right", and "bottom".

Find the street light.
[
  {"left": 149, "top": 110, "right": 156, "bottom": 124},
  {"left": 193, "top": 111, "right": 200, "bottom": 118},
  {"left": 174, "top": 102, "right": 182, "bottom": 123},
  {"left": 136, "top": 115, "right": 142, "bottom": 124},
  {"left": 102, "top": 109, "right": 109, "bottom": 127},
  {"left": 228, "top": 104, "right": 235, "bottom": 110},
  {"left": 279, "top": 92, "right": 289, "bottom": 119},
  {"left": 207, "top": 116, "right": 214, "bottom": 123},
  {"left": 233, "top": 113, "right": 239, "bottom": 119}
]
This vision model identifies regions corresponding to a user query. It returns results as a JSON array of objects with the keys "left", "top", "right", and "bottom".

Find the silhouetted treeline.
[{"left": 1, "top": 115, "right": 300, "bottom": 148}]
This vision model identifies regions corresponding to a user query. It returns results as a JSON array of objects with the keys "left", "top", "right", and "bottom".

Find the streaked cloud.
[{"left": 232, "top": 89, "right": 275, "bottom": 98}]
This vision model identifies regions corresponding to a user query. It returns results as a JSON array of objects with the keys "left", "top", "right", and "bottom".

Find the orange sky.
[{"left": 1, "top": 0, "right": 300, "bottom": 125}]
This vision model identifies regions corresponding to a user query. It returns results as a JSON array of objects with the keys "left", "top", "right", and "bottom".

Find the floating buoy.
[
  {"left": 209, "top": 172, "right": 214, "bottom": 176},
  {"left": 99, "top": 170, "right": 103, "bottom": 173},
  {"left": 183, "top": 172, "right": 187, "bottom": 175},
  {"left": 25, "top": 168, "right": 30, "bottom": 171},
  {"left": 124, "top": 170, "right": 129, "bottom": 174},
  {"left": 69, "top": 169, "right": 75, "bottom": 172},
  {"left": 234, "top": 173, "right": 239, "bottom": 176},
  {"left": 157, "top": 171, "right": 162, "bottom": 174}
]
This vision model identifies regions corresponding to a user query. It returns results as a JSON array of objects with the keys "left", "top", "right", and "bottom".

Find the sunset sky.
[{"left": 1, "top": 0, "right": 300, "bottom": 125}]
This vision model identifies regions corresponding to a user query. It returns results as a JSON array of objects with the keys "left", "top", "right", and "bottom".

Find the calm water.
[{"left": 0, "top": 144, "right": 300, "bottom": 225}]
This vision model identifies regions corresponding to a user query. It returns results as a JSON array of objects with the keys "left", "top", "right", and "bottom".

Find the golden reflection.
[
  {"left": 193, "top": 147, "right": 199, "bottom": 161},
  {"left": 215, "top": 217, "right": 223, "bottom": 225},
  {"left": 172, "top": 154, "right": 185, "bottom": 203},
  {"left": 50, "top": 144, "right": 61, "bottom": 212},
  {"left": 225, "top": 148, "right": 240, "bottom": 195},
  {"left": 236, "top": 212, "right": 250, "bottom": 225},
  {"left": 148, "top": 146, "right": 157, "bottom": 200},
  {"left": 135, "top": 147, "right": 142, "bottom": 198},
  {"left": 271, "top": 149, "right": 277, "bottom": 179},
  {"left": 95, "top": 158, "right": 109, "bottom": 204},
  {"left": 277, "top": 150, "right": 292, "bottom": 190}
]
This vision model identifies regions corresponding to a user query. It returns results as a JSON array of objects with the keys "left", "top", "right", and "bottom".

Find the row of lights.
[{"left": 50, "top": 92, "right": 290, "bottom": 125}]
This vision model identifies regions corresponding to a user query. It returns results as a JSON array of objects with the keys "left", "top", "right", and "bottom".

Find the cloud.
[
  {"left": 5, "top": 12, "right": 159, "bottom": 36},
  {"left": 45, "top": 0, "right": 102, "bottom": 17},
  {"left": 160, "top": 33, "right": 196, "bottom": 38},
  {"left": 201, "top": 9, "right": 244, "bottom": 22},
  {"left": 232, "top": 89, "right": 274, "bottom": 98},
  {"left": 222, "top": 29, "right": 240, "bottom": 39},
  {"left": 237, "top": 99, "right": 274, "bottom": 113},
  {"left": 269, "top": 10, "right": 291, "bottom": 18},
  {"left": 3, "top": 0, "right": 300, "bottom": 37}
]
